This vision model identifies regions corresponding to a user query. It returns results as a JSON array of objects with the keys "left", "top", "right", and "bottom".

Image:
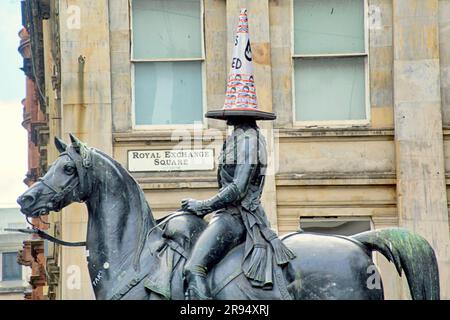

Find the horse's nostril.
[{"left": 18, "top": 194, "right": 35, "bottom": 207}]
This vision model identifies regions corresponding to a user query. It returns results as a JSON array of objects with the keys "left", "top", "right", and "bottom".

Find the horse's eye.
[{"left": 64, "top": 164, "right": 76, "bottom": 175}]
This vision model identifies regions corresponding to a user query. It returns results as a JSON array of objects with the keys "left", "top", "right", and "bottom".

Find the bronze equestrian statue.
[
  {"left": 14, "top": 8, "right": 440, "bottom": 300},
  {"left": 16, "top": 135, "right": 440, "bottom": 300}
]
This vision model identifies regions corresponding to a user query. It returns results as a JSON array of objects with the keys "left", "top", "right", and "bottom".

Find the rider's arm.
[{"left": 197, "top": 132, "right": 258, "bottom": 215}]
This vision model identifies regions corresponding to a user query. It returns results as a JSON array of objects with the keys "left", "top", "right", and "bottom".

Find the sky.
[{"left": 0, "top": 0, "right": 28, "bottom": 208}]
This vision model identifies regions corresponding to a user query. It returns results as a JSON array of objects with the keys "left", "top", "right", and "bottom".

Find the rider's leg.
[{"left": 183, "top": 212, "right": 246, "bottom": 299}]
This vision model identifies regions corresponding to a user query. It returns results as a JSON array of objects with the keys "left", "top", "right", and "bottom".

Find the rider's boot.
[{"left": 184, "top": 266, "right": 212, "bottom": 300}]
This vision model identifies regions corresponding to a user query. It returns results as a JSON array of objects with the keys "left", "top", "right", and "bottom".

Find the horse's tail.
[{"left": 352, "top": 228, "right": 440, "bottom": 300}]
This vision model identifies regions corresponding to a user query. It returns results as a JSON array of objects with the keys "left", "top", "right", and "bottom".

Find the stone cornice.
[
  {"left": 277, "top": 127, "right": 395, "bottom": 141},
  {"left": 276, "top": 172, "right": 396, "bottom": 186},
  {"left": 114, "top": 127, "right": 396, "bottom": 144},
  {"left": 114, "top": 130, "right": 227, "bottom": 144}
]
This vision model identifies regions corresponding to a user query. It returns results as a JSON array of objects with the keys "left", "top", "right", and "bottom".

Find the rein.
[
  {"left": 4, "top": 226, "right": 86, "bottom": 247},
  {"left": 147, "top": 210, "right": 191, "bottom": 236},
  {"left": 7, "top": 210, "right": 195, "bottom": 248},
  {"left": 109, "top": 210, "right": 193, "bottom": 300},
  {"left": 6, "top": 147, "right": 91, "bottom": 247}
]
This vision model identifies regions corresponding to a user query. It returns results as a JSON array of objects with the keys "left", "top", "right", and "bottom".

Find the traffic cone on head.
[{"left": 205, "top": 8, "right": 275, "bottom": 121}]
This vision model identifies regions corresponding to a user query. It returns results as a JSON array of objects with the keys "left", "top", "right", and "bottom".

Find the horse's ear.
[
  {"left": 69, "top": 133, "right": 92, "bottom": 166},
  {"left": 69, "top": 133, "right": 82, "bottom": 149},
  {"left": 54, "top": 137, "right": 68, "bottom": 153}
]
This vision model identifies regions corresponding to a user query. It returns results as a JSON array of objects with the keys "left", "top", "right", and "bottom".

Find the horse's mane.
[{"left": 91, "top": 148, "right": 154, "bottom": 271}]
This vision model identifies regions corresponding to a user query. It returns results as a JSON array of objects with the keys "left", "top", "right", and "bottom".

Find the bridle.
[
  {"left": 39, "top": 146, "right": 93, "bottom": 208},
  {"left": 7, "top": 146, "right": 92, "bottom": 247}
]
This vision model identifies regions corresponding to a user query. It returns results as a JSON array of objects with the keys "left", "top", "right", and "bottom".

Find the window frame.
[
  {"left": 299, "top": 216, "right": 374, "bottom": 233},
  {"left": 130, "top": 0, "right": 207, "bottom": 130},
  {"left": 291, "top": 0, "right": 370, "bottom": 128},
  {"left": 0, "top": 251, "right": 22, "bottom": 282}
]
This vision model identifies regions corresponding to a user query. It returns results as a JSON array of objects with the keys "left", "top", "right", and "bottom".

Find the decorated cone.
[{"left": 205, "top": 8, "right": 276, "bottom": 121}]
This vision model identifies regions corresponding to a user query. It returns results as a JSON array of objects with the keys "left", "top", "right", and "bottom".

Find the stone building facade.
[
  {"left": 20, "top": 0, "right": 450, "bottom": 299},
  {"left": 17, "top": 0, "right": 53, "bottom": 300},
  {"left": 0, "top": 208, "right": 30, "bottom": 300}
]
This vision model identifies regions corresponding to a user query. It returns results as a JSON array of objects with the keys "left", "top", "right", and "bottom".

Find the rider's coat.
[{"left": 202, "top": 125, "right": 296, "bottom": 288}]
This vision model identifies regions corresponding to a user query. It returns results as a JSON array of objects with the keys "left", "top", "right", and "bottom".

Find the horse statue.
[{"left": 16, "top": 135, "right": 440, "bottom": 300}]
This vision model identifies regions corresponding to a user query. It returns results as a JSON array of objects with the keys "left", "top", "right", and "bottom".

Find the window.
[
  {"left": 299, "top": 217, "right": 371, "bottom": 236},
  {"left": 7, "top": 222, "right": 26, "bottom": 230},
  {"left": 293, "top": 0, "right": 368, "bottom": 124},
  {"left": 131, "top": 0, "right": 204, "bottom": 126},
  {"left": 1, "top": 252, "right": 22, "bottom": 281}
]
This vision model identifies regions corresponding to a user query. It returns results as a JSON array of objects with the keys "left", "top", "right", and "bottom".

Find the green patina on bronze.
[
  {"left": 353, "top": 228, "right": 440, "bottom": 300},
  {"left": 15, "top": 135, "right": 441, "bottom": 300}
]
